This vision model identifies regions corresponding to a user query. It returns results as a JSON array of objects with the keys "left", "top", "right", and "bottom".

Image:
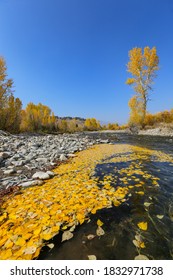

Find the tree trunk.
[{"left": 141, "top": 94, "right": 147, "bottom": 128}]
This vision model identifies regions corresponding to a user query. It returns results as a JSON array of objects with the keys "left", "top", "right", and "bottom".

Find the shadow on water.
[{"left": 38, "top": 133, "right": 173, "bottom": 260}]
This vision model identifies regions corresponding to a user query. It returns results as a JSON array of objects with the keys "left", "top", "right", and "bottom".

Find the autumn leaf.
[
  {"left": 156, "top": 215, "right": 164, "bottom": 219},
  {"left": 34, "top": 227, "right": 42, "bottom": 236},
  {"left": 137, "top": 222, "right": 148, "bottom": 231},
  {"left": 47, "top": 243, "right": 54, "bottom": 249},
  {"left": 23, "top": 246, "right": 36, "bottom": 255},
  {"left": 96, "top": 226, "right": 105, "bottom": 236},
  {"left": 97, "top": 219, "right": 104, "bottom": 227},
  {"left": 113, "top": 200, "right": 121, "bottom": 207},
  {"left": 62, "top": 231, "right": 73, "bottom": 242},
  {"left": 15, "top": 237, "right": 26, "bottom": 246},
  {"left": 134, "top": 254, "right": 149, "bottom": 260},
  {"left": 87, "top": 234, "right": 95, "bottom": 240},
  {"left": 88, "top": 255, "right": 97, "bottom": 260}
]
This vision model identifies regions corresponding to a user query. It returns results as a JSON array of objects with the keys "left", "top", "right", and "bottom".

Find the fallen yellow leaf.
[
  {"left": 137, "top": 222, "right": 148, "bottom": 231},
  {"left": 97, "top": 219, "right": 104, "bottom": 227}
]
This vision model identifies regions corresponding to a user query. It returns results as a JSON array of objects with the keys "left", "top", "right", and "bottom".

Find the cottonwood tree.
[
  {"left": 0, "top": 56, "right": 22, "bottom": 132},
  {"left": 20, "top": 102, "right": 56, "bottom": 132},
  {"left": 84, "top": 118, "right": 101, "bottom": 131},
  {"left": 0, "top": 56, "right": 14, "bottom": 129},
  {"left": 128, "top": 95, "right": 143, "bottom": 127},
  {"left": 126, "top": 46, "right": 159, "bottom": 127}
]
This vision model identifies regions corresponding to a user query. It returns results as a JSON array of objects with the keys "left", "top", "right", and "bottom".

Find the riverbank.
[
  {"left": 0, "top": 131, "right": 111, "bottom": 192},
  {"left": 94, "top": 127, "right": 173, "bottom": 137}
]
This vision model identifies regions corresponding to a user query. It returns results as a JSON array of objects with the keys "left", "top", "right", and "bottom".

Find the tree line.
[{"left": 0, "top": 55, "right": 123, "bottom": 133}]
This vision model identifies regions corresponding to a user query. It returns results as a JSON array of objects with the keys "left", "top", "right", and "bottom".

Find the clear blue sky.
[{"left": 0, "top": 0, "right": 173, "bottom": 124}]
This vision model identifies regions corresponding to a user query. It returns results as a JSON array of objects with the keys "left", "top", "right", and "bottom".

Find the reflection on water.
[{"left": 38, "top": 134, "right": 173, "bottom": 260}]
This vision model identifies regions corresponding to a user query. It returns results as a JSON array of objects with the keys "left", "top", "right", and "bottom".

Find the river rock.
[
  {"left": 20, "top": 180, "right": 43, "bottom": 188},
  {"left": 32, "top": 171, "right": 50, "bottom": 180},
  {"left": 0, "top": 152, "right": 11, "bottom": 159},
  {"left": 3, "top": 168, "right": 16, "bottom": 175},
  {"left": 46, "top": 171, "right": 55, "bottom": 177},
  {"left": 60, "top": 154, "right": 67, "bottom": 161}
]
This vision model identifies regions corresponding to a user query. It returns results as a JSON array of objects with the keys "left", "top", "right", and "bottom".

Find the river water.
[{"left": 38, "top": 133, "right": 173, "bottom": 260}]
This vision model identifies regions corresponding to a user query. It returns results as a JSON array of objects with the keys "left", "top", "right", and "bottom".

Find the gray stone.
[
  {"left": 20, "top": 180, "right": 43, "bottom": 188},
  {"left": 32, "top": 171, "right": 50, "bottom": 180},
  {"left": 60, "top": 154, "right": 67, "bottom": 161},
  {"left": 46, "top": 171, "right": 55, "bottom": 177},
  {"left": 67, "top": 153, "right": 76, "bottom": 157},
  {"left": 0, "top": 152, "right": 11, "bottom": 159},
  {"left": 36, "top": 157, "right": 48, "bottom": 162},
  {"left": 12, "top": 160, "right": 25, "bottom": 167},
  {"left": 3, "top": 169, "right": 16, "bottom": 175}
]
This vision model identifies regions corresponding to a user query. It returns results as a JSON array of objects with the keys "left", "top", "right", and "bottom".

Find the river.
[{"left": 38, "top": 133, "right": 173, "bottom": 260}]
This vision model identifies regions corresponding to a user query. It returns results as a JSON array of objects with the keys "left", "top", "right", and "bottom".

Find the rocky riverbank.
[
  {"left": 138, "top": 127, "right": 173, "bottom": 137},
  {"left": 0, "top": 131, "right": 110, "bottom": 191},
  {"left": 96, "top": 127, "right": 173, "bottom": 137}
]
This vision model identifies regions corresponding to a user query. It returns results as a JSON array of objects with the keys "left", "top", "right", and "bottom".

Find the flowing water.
[{"left": 38, "top": 133, "right": 173, "bottom": 260}]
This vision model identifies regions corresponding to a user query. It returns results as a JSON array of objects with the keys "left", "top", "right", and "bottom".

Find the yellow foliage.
[
  {"left": 126, "top": 46, "right": 159, "bottom": 127},
  {"left": 0, "top": 56, "right": 22, "bottom": 132},
  {"left": 97, "top": 219, "right": 104, "bottom": 227},
  {"left": 20, "top": 102, "right": 56, "bottom": 132},
  {"left": 84, "top": 118, "right": 101, "bottom": 131}
]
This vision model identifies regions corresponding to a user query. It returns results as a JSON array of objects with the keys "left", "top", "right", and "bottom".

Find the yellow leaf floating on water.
[
  {"left": 62, "top": 231, "right": 73, "bottom": 242},
  {"left": 91, "top": 208, "right": 97, "bottom": 214},
  {"left": 135, "top": 254, "right": 149, "bottom": 260},
  {"left": 156, "top": 215, "right": 164, "bottom": 219},
  {"left": 136, "top": 191, "right": 144, "bottom": 195},
  {"left": 47, "top": 243, "right": 54, "bottom": 249},
  {"left": 140, "top": 242, "right": 145, "bottom": 248},
  {"left": 113, "top": 200, "right": 121, "bottom": 207},
  {"left": 42, "top": 233, "right": 52, "bottom": 241},
  {"left": 87, "top": 234, "right": 95, "bottom": 240},
  {"left": 97, "top": 219, "right": 104, "bottom": 227},
  {"left": 96, "top": 226, "right": 105, "bottom": 236},
  {"left": 137, "top": 222, "right": 148, "bottom": 231},
  {"left": 88, "top": 255, "right": 97, "bottom": 260}
]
